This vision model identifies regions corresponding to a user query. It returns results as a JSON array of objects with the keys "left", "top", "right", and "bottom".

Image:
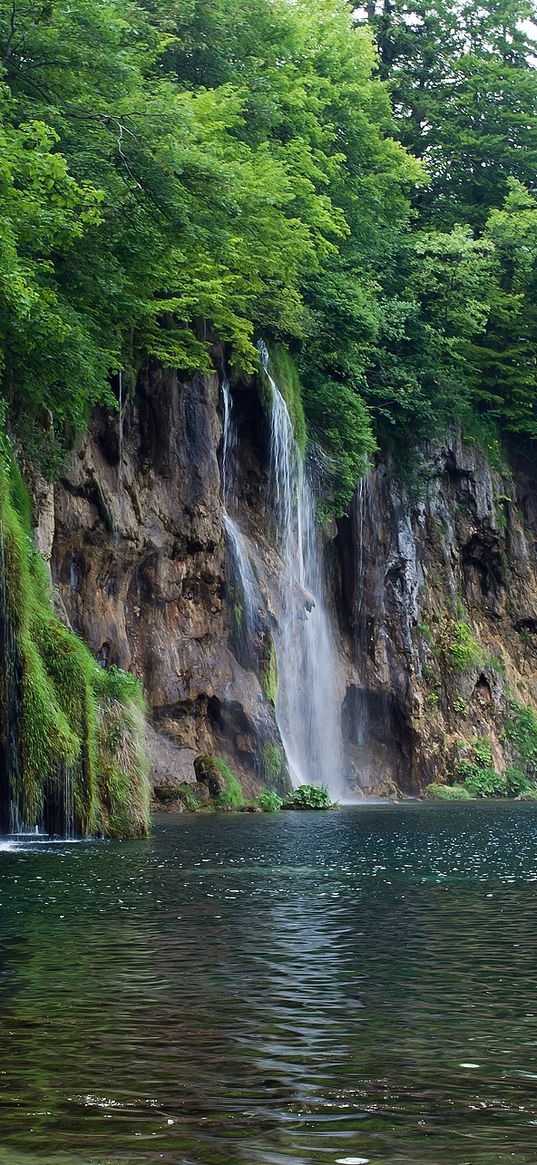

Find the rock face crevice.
[{"left": 32, "top": 362, "right": 537, "bottom": 797}]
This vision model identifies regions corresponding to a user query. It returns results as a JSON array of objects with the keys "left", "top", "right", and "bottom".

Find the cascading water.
[
  {"left": 220, "top": 374, "right": 260, "bottom": 665},
  {"left": 258, "top": 343, "right": 346, "bottom": 798},
  {"left": 352, "top": 471, "right": 372, "bottom": 784}
]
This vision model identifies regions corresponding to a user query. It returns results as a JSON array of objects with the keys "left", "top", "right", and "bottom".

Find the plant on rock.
[
  {"left": 256, "top": 789, "right": 283, "bottom": 813},
  {"left": 424, "top": 783, "right": 471, "bottom": 801},
  {"left": 0, "top": 452, "right": 150, "bottom": 838},
  {"left": 283, "top": 784, "right": 333, "bottom": 810},
  {"left": 447, "top": 622, "right": 485, "bottom": 673}
]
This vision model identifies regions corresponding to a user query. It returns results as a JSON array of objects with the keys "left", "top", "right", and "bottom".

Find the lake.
[{"left": 0, "top": 802, "right": 536, "bottom": 1164}]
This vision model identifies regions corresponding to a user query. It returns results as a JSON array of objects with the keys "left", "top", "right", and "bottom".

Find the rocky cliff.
[{"left": 32, "top": 361, "right": 537, "bottom": 799}]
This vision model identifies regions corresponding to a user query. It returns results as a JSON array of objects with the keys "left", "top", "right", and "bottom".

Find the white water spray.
[{"left": 258, "top": 343, "right": 346, "bottom": 798}]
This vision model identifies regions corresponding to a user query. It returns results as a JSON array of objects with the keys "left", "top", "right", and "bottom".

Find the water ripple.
[{"left": 0, "top": 802, "right": 536, "bottom": 1163}]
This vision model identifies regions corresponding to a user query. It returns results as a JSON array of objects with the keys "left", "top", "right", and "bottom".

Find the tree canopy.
[{"left": 0, "top": 0, "right": 535, "bottom": 509}]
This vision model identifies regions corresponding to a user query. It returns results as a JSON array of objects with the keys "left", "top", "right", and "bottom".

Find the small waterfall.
[
  {"left": 258, "top": 343, "right": 346, "bottom": 798},
  {"left": 220, "top": 374, "right": 260, "bottom": 665},
  {"left": 352, "top": 472, "right": 372, "bottom": 784}
]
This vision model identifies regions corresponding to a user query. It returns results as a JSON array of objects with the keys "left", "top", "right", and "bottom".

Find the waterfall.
[
  {"left": 352, "top": 472, "right": 372, "bottom": 785},
  {"left": 258, "top": 343, "right": 346, "bottom": 799},
  {"left": 220, "top": 374, "right": 260, "bottom": 665}
]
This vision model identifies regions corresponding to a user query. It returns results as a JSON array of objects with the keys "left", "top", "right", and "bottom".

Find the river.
[{"left": 0, "top": 803, "right": 536, "bottom": 1164}]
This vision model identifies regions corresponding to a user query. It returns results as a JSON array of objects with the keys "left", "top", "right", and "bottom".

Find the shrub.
[
  {"left": 505, "top": 702, "right": 537, "bottom": 777},
  {"left": 505, "top": 768, "right": 537, "bottom": 797},
  {"left": 425, "top": 783, "right": 471, "bottom": 801},
  {"left": 256, "top": 788, "right": 283, "bottom": 812},
  {"left": 452, "top": 697, "right": 468, "bottom": 715},
  {"left": 473, "top": 735, "right": 493, "bottom": 767},
  {"left": 448, "top": 622, "right": 484, "bottom": 672},
  {"left": 283, "top": 783, "right": 333, "bottom": 810},
  {"left": 460, "top": 763, "right": 507, "bottom": 798}
]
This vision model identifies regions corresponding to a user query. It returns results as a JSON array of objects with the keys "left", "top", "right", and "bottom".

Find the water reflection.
[{"left": 0, "top": 803, "right": 536, "bottom": 1163}]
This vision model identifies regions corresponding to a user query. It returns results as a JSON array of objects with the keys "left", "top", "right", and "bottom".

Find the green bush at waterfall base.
[
  {"left": 255, "top": 788, "right": 283, "bottom": 813},
  {"left": 0, "top": 454, "right": 150, "bottom": 837},
  {"left": 283, "top": 784, "right": 334, "bottom": 810},
  {"left": 424, "top": 783, "right": 471, "bottom": 801}
]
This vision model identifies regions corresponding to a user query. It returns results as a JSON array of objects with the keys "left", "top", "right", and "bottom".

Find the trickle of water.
[
  {"left": 258, "top": 342, "right": 346, "bottom": 799},
  {"left": 353, "top": 472, "right": 372, "bottom": 784},
  {"left": 220, "top": 373, "right": 261, "bottom": 664}
]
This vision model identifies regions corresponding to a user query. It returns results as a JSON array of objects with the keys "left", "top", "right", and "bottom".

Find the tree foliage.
[{"left": 0, "top": 0, "right": 535, "bottom": 509}]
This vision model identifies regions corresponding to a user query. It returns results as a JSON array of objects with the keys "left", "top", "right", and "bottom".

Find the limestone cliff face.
[
  {"left": 33, "top": 361, "right": 537, "bottom": 797},
  {"left": 337, "top": 436, "right": 537, "bottom": 793},
  {"left": 37, "top": 362, "right": 283, "bottom": 796}
]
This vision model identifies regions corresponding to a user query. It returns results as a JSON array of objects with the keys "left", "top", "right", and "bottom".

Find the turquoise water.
[{"left": 0, "top": 802, "right": 536, "bottom": 1164}]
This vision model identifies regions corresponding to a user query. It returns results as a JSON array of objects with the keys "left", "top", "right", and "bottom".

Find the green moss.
[
  {"left": 0, "top": 448, "right": 150, "bottom": 838},
  {"left": 418, "top": 622, "right": 434, "bottom": 647},
  {"left": 260, "top": 343, "right": 307, "bottom": 454},
  {"left": 212, "top": 758, "right": 244, "bottom": 810},
  {"left": 261, "top": 740, "right": 290, "bottom": 795},
  {"left": 424, "top": 783, "right": 471, "bottom": 801},
  {"left": 261, "top": 633, "right": 278, "bottom": 704}
]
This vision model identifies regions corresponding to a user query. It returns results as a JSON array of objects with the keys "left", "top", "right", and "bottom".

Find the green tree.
[{"left": 361, "top": 0, "right": 537, "bottom": 228}]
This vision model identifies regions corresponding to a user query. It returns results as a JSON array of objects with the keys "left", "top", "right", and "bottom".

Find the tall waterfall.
[
  {"left": 220, "top": 374, "right": 260, "bottom": 663},
  {"left": 258, "top": 343, "right": 346, "bottom": 798}
]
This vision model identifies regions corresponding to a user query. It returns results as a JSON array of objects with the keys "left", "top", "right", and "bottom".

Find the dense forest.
[{"left": 0, "top": 0, "right": 535, "bottom": 512}]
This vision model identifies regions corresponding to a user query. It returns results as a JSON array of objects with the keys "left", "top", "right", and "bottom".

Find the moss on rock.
[{"left": 0, "top": 449, "right": 150, "bottom": 838}]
